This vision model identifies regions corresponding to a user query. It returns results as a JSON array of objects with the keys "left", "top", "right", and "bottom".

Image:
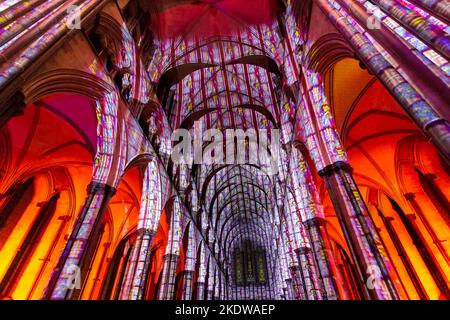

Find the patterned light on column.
[
  {"left": 119, "top": 158, "right": 165, "bottom": 300},
  {"left": 290, "top": 146, "right": 340, "bottom": 299},
  {"left": 316, "top": 0, "right": 450, "bottom": 164},
  {"left": 299, "top": 68, "right": 400, "bottom": 300}
]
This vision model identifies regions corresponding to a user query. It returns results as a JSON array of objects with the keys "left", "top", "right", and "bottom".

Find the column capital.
[
  {"left": 288, "top": 264, "right": 301, "bottom": 272},
  {"left": 195, "top": 281, "right": 206, "bottom": 299},
  {"left": 406, "top": 213, "right": 417, "bottom": 221},
  {"left": 295, "top": 247, "right": 312, "bottom": 255},
  {"left": 136, "top": 228, "right": 156, "bottom": 237},
  {"left": 163, "top": 253, "right": 179, "bottom": 261},
  {"left": 423, "top": 118, "right": 448, "bottom": 131},
  {"left": 0, "top": 91, "right": 26, "bottom": 128},
  {"left": 404, "top": 193, "right": 416, "bottom": 201},
  {"left": 87, "top": 182, "right": 117, "bottom": 197},
  {"left": 281, "top": 142, "right": 292, "bottom": 153},
  {"left": 292, "top": 140, "right": 308, "bottom": 155},
  {"left": 303, "top": 217, "right": 327, "bottom": 228},
  {"left": 179, "top": 270, "right": 195, "bottom": 277},
  {"left": 318, "top": 161, "right": 353, "bottom": 177}
]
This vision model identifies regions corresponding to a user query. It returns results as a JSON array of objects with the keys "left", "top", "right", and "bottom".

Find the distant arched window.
[{"left": 234, "top": 240, "right": 267, "bottom": 286}]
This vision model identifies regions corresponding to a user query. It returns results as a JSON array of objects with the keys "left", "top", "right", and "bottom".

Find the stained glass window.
[{"left": 234, "top": 240, "right": 267, "bottom": 286}]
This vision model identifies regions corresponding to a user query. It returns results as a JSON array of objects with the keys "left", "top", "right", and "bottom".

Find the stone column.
[
  {"left": 415, "top": 169, "right": 450, "bottom": 227},
  {"left": 389, "top": 197, "right": 450, "bottom": 298},
  {"left": 316, "top": 0, "right": 450, "bottom": 165},
  {"left": 319, "top": 162, "right": 399, "bottom": 299},
  {"left": 292, "top": 144, "right": 340, "bottom": 299},
  {"left": 407, "top": 0, "right": 450, "bottom": 23},
  {"left": 0, "top": 0, "right": 48, "bottom": 29},
  {"left": 157, "top": 253, "right": 180, "bottom": 300},
  {"left": 335, "top": 0, "right": 449, "bottom": 120},
  {"left": 0, "top": 192, "right": 60, "bottom": 298},
  {"left": 0, "top": 0, "right": 66, "bottom": 49},
  {"left": 285, "top": 278, "right": 296, "bottom": 300},
  {"left": 119, "top": 159, "right": 164, "bottom": 300},
  {"left": 0, "top": 177, "right": 35, "bottom": 249},
  {"left": 157, "top": 196, "right": 186, "bottom": 300},
  {"left": 220, "top": 272, "right": 227, "bottom": 300},
  {"left": 0, "top": 0, "right": 103, "bottom": 90},
  {"left": 303, "top": 217, "right": 339, "bottom": 299},
  {"left": 289, "top": 264, "right": 306, "bottom": 300},
  {"left": 44, "top": 182, "right": 116, "bottom": 300},
  {"left": 376, "top": 207, "right": 428, "bottom": 299},
  {"left": 205, "top": 260, "right": 215, "bottom": 300},
  {"left": 368, "top": 0, "right": 450, "bottom": 59},
  {"left": 282, "top": 215, "right": 310, "bottom": 300},
  {"left": 404, "top": 192, "right": 450, "bottom": 263},
  {"left": 296, "top": 247, "right": 323, "bottom": 300},
  {"left": 119, "top": 229, "right": 155, "bottom": 300},
  {"left": 213, "top": 271, "right": 221, "bottom": 300},
  {"left": 195, "top": 281, "right": 205, "bottom": 300},
  {"left": 179, "top": 223, "right": 197, "bottom": 300},
  {"left": 194, "top": 240, "right": 207, "bottom": 300},
  {"left": 179, "top": 271, "right": 195, "bottom": 300},
  {"left": 299, "top": 67, "right": 400, "bottom": 300}
]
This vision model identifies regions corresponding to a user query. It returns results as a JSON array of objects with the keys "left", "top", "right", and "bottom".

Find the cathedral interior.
[{"left": 0, "top": 0, "right": 449, "bottom": 301}]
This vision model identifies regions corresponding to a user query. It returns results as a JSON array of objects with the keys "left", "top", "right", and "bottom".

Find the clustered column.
[
  {"left": 195, "top": 243, "right": 207, "bottom": 300},
  {"left": 179, "top": 224, "right": 197, "bottom": 300},
  {"left": 298, "top": 68, "right": 399, "bottom": 300},
  {"left": 157, "top": 196, "right": 186, "bottom": 300},
  {"left": 316, "top": 0, "right": 450, "bottom": 164},
  {"left": 44, "top": 182, "right": 116, "bottom": 300},
  {"left": 157, "top": 164, "right": 191, "bottom": 300},
  {"left": 290, "top": 145, "right": 340, "bottom": 299},
  {"left": 119, "top": 159, "right": 164, "bottom": 300}
]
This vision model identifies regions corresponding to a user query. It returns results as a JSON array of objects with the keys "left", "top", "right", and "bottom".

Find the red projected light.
[{"left": 149, "top": 0, "right": 279, "bottom": 39}]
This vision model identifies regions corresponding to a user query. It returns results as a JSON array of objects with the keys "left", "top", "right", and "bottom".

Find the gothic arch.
[
  {"left": 305, "top": 33, "right": 354, "bottom": 75},
  {"left": 23, "top": 69, "right": 115, "bottom": 104}
]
